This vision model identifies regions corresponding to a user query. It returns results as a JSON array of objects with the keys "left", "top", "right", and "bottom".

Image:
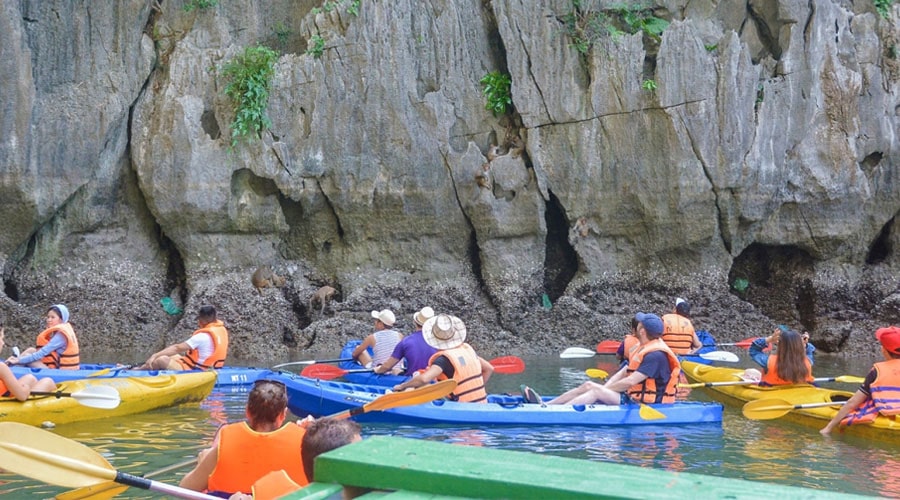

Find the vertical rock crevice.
[{"left": 543, "top": 191, "right": 577, "bottom": 302}]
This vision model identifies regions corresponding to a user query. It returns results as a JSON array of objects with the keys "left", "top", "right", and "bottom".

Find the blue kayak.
[
  {"left": 10, "top": 364, "right": 267, "bottom": 387},
  {"left": 337, "top": 340, "right": 409, "bottom": 387},
  {"left": 269, "top": 370, "right": 723, "bottom": 426}
]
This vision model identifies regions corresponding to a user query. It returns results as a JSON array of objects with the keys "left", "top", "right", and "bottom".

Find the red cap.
[{"left": 875, "top": 326, "right": 900, "bottom": 354}]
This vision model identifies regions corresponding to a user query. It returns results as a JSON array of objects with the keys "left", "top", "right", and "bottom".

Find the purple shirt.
[{"left": 391, "top": 331, "right": 438, "bottom": 376}]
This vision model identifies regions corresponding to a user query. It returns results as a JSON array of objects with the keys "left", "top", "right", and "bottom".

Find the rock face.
[{"left": 1, "top": 1, "right": 898, "bottom": 361}]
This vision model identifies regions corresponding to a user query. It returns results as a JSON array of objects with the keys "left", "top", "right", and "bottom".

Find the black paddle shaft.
[{"left": 115, "top": 471, "right": 152, "bottom": 489}]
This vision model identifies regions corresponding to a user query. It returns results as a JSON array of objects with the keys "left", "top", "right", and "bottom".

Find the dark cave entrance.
[{"left": 543, "top": 191, "right": 578, "bottom": 303}]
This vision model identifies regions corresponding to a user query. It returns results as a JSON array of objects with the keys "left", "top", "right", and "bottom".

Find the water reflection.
[{"left": 0, "top": 354, "right": 896, "bottom": 498}]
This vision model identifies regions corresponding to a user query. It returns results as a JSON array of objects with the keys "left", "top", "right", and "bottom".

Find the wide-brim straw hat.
[
  {"left": 413, "top": 306, "right": 435, "bottom": 327},
  {"left": 422, "top": 314, "right": 466, "bottom": 350}
]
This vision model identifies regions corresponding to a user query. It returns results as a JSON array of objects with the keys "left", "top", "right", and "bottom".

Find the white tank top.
[{"left": 372, "top": 329, "right": 402, "bottom": 366}]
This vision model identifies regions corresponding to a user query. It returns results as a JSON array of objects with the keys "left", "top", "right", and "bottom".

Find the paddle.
[
  {"left": 697, "top": 351, "right": 740, "bottom": 363},
  {"left": 301, "top": 356, "right": 525, "bottom": 379},
  {"left": 56, "top": 457, "right": 199, "bottom": 500},
  {"left": 713, "top": 337, "right": 756, "bottom": 348},
  {"left": 0, "top": 422, "right": 219, "bottom": 500},
  {"left": 679, "top": 374, "right": 865, "bottom": 389},
  {"left": 27, "top": 386, "right": 121, "bottom": 409},
  {"left": 329, "top": 378, "right": 457, "bottom": 420},
  {"left": 559, "top": 347, "right": 596, "bottom": 359},
  {"left": 271, "top": 358, "right": 354, "bottom": 369},
  {"left": 742, "top": 398, "right": 847, "bottom": 420},
  {"left": 596, "top": 340, "right": 621, "bottom": 354},
  {"left": 585, "top": 368, "right": 609, "bottom": 379}
]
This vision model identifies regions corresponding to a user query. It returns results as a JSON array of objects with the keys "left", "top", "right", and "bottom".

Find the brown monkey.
[
  {"left": 309, "top": 285, "right": 337, "bottom": 316},
  {"left": 251, "top": 266, "right": 286, "bottom": 295}
]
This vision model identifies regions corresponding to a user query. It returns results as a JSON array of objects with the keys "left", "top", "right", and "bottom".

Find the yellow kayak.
[
  {"left": 0, "top": 372, "right": 216, "bottom": 426},
  {"left": 681, "top": 360, "right": 900, "bottom": 442}
]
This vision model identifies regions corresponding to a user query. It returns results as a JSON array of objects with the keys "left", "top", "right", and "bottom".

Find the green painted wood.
[
  {"left": 279, "top": 482, "right": 342, "bottom": 499},
  {"left": 291, "top": 436, "right": 869, "bottom": 500}
]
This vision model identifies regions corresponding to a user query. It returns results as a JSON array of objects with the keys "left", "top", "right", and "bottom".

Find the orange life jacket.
[
  {"left": 843, "top": 359, "right": 900, "bottom": 425},
  {"left": 428, "top": 343, "right": 488, "bottom": 403},
  {"left": 175, "top": 320, "right": 229, "bottom": 370},
  {"left": 250, "top": 470, "right": 302, "bottom": 500},
  {"left": 623, "top": 335, "right": 640, "bottom": 361},
  {"left": 661, "top": 314, "right": 696, "bottom": 355},
  {"left": 36, "top": 323, "right": 80, "bottom": 369},
  {"left": 207, "top": 421, "right": 308, "bottom": 495},
  {"left": 0, "top": 379, "right": 8, "bottom": 397},
  {"left": 761, "top": 355, "right": 813, "bottom": 386},
  {"left": 626, "top": 339, "right": 680, "bottom": 404}
]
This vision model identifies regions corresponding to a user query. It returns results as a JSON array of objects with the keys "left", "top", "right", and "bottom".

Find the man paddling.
[{"left": 539, "top": 313, "right": 680, "bottom": 406}]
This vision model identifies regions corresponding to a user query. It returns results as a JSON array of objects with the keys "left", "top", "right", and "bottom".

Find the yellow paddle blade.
[
  {"left": 330, "top": 379, "right": 458, "bottom": 420},
  {"left": 85, "top": 367, "right": 114, "bottom": 378},
  {"left": 835, "top": 375, "right": 864, "bottom": 384},
  {"left": 55, "top": 482, "right": 127, "bottom": 500},
  {"left": 638, "top": 404, "right": 667, "bottom": 420},
  {"left": 585, "top": 369, "right": 608, "bottom": 379},
  {"left": 0, "top": 422, "right": 115, "bottom": 488},
  {"left": 742, "top": 398, "right": 846, "bottom": 420}
]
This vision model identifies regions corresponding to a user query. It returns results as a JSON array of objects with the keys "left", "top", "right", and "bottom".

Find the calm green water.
[{"left": 2, "top": 353, "right": 896, "bottom": 498}]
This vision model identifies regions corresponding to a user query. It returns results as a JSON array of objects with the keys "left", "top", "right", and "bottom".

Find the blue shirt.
[{"left": 18, "top": 332, "right": 68, "bottom": 365}]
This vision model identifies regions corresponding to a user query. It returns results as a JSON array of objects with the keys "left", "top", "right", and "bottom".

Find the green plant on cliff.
[
  {"left": 221, "top": 45, "right": 278, "bottom": 146},
  {"left": 311, "top": 0, "right": 361, "bottom": 16},
  {"left": 307, "top": 34, "right": 325, "bottom": 58},
  {"left": 183, "top": 0, "right": 218, "bottom": 12},
  {"left": 559, "top": 1, "right": 669, "bottom": 54},
  {"left": 480, "top": 71, "right": 512, "bottom": 116},
  {"left": 875, "top": 0, "right": 895, "bottom": 19},
  {"left": 641, "top": 79, "right": 658, "bottom": 93}
]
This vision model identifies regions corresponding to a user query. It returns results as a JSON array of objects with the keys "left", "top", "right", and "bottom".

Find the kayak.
[
  {"left": 680, "top": 360, "right": 900, "bottom": 441},
  {"left": 0, "top": 371, "right": 216, "bottom": 426},
  {"left": 11, "top": 364, "right": 266, "bottom": 387},
  {"left": 337, "top": 340, "right": 409, "bottom": 387},
  {"left": 269, "top": 370, "right": 723, "bottom": 426}
]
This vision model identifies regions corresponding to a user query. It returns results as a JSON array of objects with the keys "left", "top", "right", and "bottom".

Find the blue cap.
[
  {"left": 51, "top": 304, "right": 69, "bottom": 323},
  {"left": 635, "top": 312, "right": 664, "bottom": 338}
]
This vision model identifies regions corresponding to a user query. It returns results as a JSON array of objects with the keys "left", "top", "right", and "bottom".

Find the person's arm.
[
  {"left": 603, "top": 364, "right": 630, "bottom": 386},
  {"left": 394, "top": 364, "right": 442, "bottom": 391},
  {"left": 804, "top": 333, "right": 816, "bottom": 365},
  {"left": 690, "top": 332, "right": 703, "bottom": 350},
  {"left": 372, "top": 356, "right": 400, "bottom": 374},
  {"left": 179, "top": 444, "right": 218, "bottom": 491},
  {"left": 820, "top": 390, "right": 868, "bottom": 435},
  {"left": 479, "top": 356, "right": 494, "bottom": 384},
  {"left": 14, "top": 333, "right": 67, "bottom": 365},
  {"left": 605, "top": 370, "right": 648, "bottom": 393},
  {"left": 748, "top": 337, "right": 771, "bottom": 369},
  {"left": 352, "top": 336, "right": 375, "bottom": 359}
]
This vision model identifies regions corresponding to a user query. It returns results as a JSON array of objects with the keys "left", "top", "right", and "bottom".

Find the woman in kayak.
[
  {"left": 0, "top": 325, "right": 57, "bottom": 400},
  {"left": 5, "top": 304, "right": 80, "bottom": 370},
  {"left": 748, "top": 326, "right": 814, "bottom": 385}
]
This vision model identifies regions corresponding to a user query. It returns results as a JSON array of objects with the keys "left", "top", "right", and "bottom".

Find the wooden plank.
[{"left": 279, "top": 436, "right": 866, "bottom": 499}]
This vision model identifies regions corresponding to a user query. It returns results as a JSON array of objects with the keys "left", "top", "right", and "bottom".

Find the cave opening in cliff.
[
  {"left": 728, "top": 243, "right": 815, "bottom": 325},
  {"left": 3, "top": 280, "right": 18, "bottom": 301},
  {"left": 543, "top": 192, "right": 577, "bottom": 303},
  {"left": 161, "top": 232, "right": 187, "bottom": 306},
  {"left": 865, "top": 216, "right": 893, "bottom": 265}
]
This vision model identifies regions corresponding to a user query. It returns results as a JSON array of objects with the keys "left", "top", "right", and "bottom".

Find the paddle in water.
[
  {"left": 742, "top": 398, "right": 847, "bottom": 420},
  {"left": 679, "top": 374, "right": 865, "bottom": 389},
  {"left": 0, "top": 422, "right": 219, "bottom": 499}
]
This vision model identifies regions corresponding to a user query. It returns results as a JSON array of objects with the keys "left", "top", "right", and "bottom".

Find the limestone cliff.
[{"left": 1, "top": 0, "right": 898, "bottom": 361}]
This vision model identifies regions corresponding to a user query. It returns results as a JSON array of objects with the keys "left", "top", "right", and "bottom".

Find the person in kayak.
[
  {"left": 6, "top": 304, "right": 80, "bottom": 369},
  {"left": 391, "top": 314, "right": 494, "bottom": 402},
  {"left": 180, "top": 379, "right": 308, "bottom": 497},
  {"left": 135, "top": 304, "right": 228, "bottom": 370},
  {"left": 0, "top": 325, "right": 57, "bottom": 400},
  {"left": 748, "top": 326, "right": 815, "bottom": 385},
  {"left": 541, "top": 312, "right": 679, "bottom": 406},
  {"left": 821, "top": 326, "right": 900, "bottom": 435},
  {"left": 229, "top": 418, "right": 365, "bottom": 500},
  {"left": 352, "top": 309, "right": 403, "bottom": 369},
  {"left": 372, "top": 306, "right": 438, "bottom": 376},
  {"left": 661, "top": 298, "right": 702, "bottom": 355}
]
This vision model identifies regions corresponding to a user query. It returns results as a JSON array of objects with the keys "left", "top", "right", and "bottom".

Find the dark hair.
[
  {"left": 675, "top": 300, "right": 691, "bottom": 317},
  {"left": 246, "top": 380, "right": 287, "bottom": 428},
  {"left": 775, "top": 329, "right": 810, "bottom": 383},
  {"left": 197, "top": 305, "right": 217, "bottom": 322},
  {"left": 301, "top": 419, "right": 361, "bottom": 480}
]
